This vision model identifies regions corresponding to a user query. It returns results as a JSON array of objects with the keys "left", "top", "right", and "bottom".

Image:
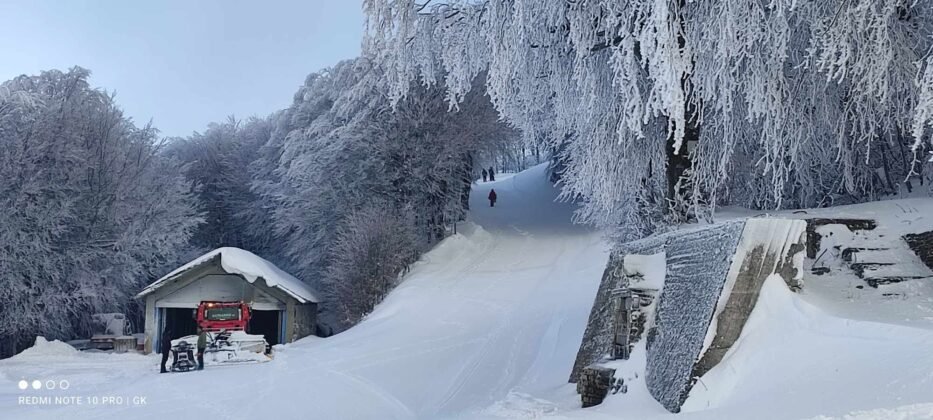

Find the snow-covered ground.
[
  {"left": 0, "top": 163, "right": 610, "bottom": 419},
  {"left": 2, "top": 164, "right": 933, "bottom": 419}
]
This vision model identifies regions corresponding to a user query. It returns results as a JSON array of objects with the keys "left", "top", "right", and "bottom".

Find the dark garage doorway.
[
  {"left": 249, "top": 310, "right": 281, "bottom": 347},
  {"left": 160, "top": 308, "right": 197, "bottom": 353}
]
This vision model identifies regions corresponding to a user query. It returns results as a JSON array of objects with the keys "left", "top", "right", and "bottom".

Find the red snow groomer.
[
  {"left": 193, "top": 301, "right": 269, "bottom": 363},
  {"left": 197, "top": 301, "right": 251, "bottom": 332}
]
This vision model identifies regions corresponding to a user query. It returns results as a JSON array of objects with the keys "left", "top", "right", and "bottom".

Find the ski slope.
[
  {"left": 4, "top": 163, "right": 933, "bottom": 419},
  {"left": 0, "top": 163, "right": 611, "bottom": 419}
]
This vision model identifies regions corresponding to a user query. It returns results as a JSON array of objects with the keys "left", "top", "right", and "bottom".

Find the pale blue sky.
[{"left": 0, "top": 0, "right": 363, "bottom": 137}]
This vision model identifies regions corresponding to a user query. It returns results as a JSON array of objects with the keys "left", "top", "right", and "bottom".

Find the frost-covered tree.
[
  {"left": 364, "top": 0, "right": 933, "bottom": 239},
  {"left": 252, "top": 58, "right": 517, "bottom": 330},
  {"left": 167, "top": 116, "right": 274, "bottom": 254},
  {"left": 0, "top": 68, "right": 201, "bottom": 357},
  {"left": 326, "top": 204, "right": 419, "bottom": 327}
]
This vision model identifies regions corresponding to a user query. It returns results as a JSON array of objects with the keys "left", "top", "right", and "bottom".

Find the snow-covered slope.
[
  {"left": 0, "top": 163, "right": 611, "bottom": 419},
  {"left": 3, "top": 164, "right": 933, "bottom": 420}
]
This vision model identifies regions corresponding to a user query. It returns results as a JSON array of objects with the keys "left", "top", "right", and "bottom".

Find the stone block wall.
[
  {"left": 805, "top": 218, "right": 876, "bottom": 258},
  {"left": 577, "top": 366, "right": 617, "bottom": 408},
  {"left": 904, "top": 231, "right": 933, "bottom": 271},
  {"left": 569, "top": 233, "right": 668, "bottom": 382}
]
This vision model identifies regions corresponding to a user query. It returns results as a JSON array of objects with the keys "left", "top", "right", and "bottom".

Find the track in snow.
[{"left": 0, "top": 163, "right": 610, "bottom": 420}]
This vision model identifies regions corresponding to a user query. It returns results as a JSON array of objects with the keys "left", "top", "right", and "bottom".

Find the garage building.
[{"left": 137, "top": 247, "right": 320, "bottom": 353}]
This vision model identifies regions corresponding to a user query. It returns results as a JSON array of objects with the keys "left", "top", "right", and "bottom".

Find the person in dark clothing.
[
  {"left": 482, "top": 168, "right": 488, "bottom": 182},
  {"left": 488, "top": 189, "right": 497, "bottom": 207},
  {"left": 196, "top": 327, "right": 208, "bottom": 370},
  {"left": 160, "top": 328, "right": 173, "bottom": 373},
  {"left": 488, "top": 167, "right": 495, "bottom": 181}
]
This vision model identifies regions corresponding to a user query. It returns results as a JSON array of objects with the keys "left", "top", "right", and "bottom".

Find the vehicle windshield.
[{"left": 204, "top": 307, "right": 240, "bottom": 321}]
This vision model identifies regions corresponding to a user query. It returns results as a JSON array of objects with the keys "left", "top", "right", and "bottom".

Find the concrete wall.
[
  {"left": 644, "top": 222, "right": 745, "bottom": 413},
  {"left": 570, "top": 218, "right": 806, "bottom": 413},
  {"left": 692, "top": 219, "right": 806, "bottom": 380},
  {"left": 290, "top": 303, "right": 317, "bottom": 342}
]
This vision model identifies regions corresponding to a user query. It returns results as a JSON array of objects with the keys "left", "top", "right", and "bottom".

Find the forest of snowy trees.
[
  {"left": 4, "top": 0, "right": 933, "bottom": 358},
  {"left": 170, "top": 59, "right": 518, "bottom": 329},
  {"left": 363, "top": 0, "right": 933, "bottom": 239},
  {"left": 0, "top": 59, "right": 517, "bottom": 356},
  {"left": 0, "top": 69, "right": 202, "bottom": 357}
]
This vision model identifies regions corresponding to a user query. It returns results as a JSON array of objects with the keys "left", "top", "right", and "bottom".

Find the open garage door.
[
  {"left": 159, "top": 308, "right": 197, "bottom": 353},
  {"left": 249, "top": 310, "right": 281, "bottom": 346}
]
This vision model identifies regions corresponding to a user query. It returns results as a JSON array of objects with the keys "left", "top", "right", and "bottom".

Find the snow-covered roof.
[{"left": 136, "top": 247, "right": 320, "bottom": 303}]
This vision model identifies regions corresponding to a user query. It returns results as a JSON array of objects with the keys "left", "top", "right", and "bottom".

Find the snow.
[
  {"left": 622, "top": 253, "right": 666, "bottom": 290},
  {"left": 805, "top": 403, "right": 933, "bottom": 419},
  {"left": 137, "top": 247, "right": 320, "bottom": 304},
  {"left": 3, "top": 163, "right": 933, "bottom": 419},
  {"left": 0, "top": 163, "right": 611, "bottom": 419},
  {"left": 701, "top": 218, "right": 807, "bottom": 357},
  {"left": 14, "top": 337, "right": 79, "bottom": 360},
  {"left": 680, "top": 275, "right": 933, "bottom": 419}
]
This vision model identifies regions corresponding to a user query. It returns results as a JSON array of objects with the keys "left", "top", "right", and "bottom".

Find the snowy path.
[
  {"left": 0, "top": 163, "right": 611, "bottom": 420},
  {"left": 4, "top": 164, "right": 933, "bottom": 420}
]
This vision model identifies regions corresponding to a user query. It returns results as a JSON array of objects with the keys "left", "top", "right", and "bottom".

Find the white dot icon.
[
  {"left": 17, "top": 380, "right": 28, "bottom": 390},
  {"left": 31, "top": 380, "right": 41, "bottom": 390}
]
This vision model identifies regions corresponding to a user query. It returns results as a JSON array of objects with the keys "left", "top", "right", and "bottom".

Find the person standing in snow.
[
  {"left": 160, "top": 327, "right": 173, "bottom": 373},
  {"left": 482, "top": 168, "right": 488, "bottom": 182},
  {"left": 488, "top": 189, "right": 497, "bottom": 207},
  {"left": 488, "top": 167, "right": 495, "bottom": 181},
  {"left": 196, "top": 327, "right": 207, "bottom": 370}
]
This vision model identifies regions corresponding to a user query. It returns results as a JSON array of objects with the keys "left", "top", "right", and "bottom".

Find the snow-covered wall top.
[
  {"left": 644, "top": 222, "right": 745, "bottom": 413},
  {"left": 137, "top": 247, "right": 320, "bottom": 303}
]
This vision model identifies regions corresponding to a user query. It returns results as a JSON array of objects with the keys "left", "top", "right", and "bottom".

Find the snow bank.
[
  {"left": 700, "top": 218, "right": 807, "bottom": 359},
  {"left": 14, "top": 336, "right": 79, "bottom": 359},
  {"left": 806, "top": 403, "right": 933, "bottom": 420},
  {"left": 683, "top": 274, "right": 933, "bottom": 418},
  {"left": 138, "top": 247, "right": 320, "bottom": 303}
]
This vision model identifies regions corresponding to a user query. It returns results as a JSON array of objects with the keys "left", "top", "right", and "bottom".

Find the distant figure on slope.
[
  {"left": 482, "top": 168, "right": 488, "bottom": 182},
  {"left": 196, "top": 327, "right": 207, "bottom": 370},
  {"left": 488, "top": 167, "right": 495, "bottom": 181},
  {"left": 160, "top": 327, "right": 173, "bottom": 373},
  {"left": 488, "top": 189, "right": 497, "bottom": 207}
]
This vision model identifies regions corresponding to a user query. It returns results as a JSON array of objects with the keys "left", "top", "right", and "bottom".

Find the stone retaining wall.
[
  {"left": 570, "top": 218, "right": 807, "bottom": 413},
  {"left": 904, "top": 231, "right": 933, "bottom": 271}
]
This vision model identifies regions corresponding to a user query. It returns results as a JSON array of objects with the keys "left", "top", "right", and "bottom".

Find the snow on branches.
[
  {"left": 365, "top": 0, "right": 933, "bottom": 237},
  {"left": 0, "top": 68, "right": 201, "bottom": 357}
]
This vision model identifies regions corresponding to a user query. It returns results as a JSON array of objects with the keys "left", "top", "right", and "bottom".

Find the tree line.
[
  {"left": 0, "top": 61, "right": 517, "bottom": 357},
  {"left": 363, "top": 0, "right": 933, "bottom": 240}
]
